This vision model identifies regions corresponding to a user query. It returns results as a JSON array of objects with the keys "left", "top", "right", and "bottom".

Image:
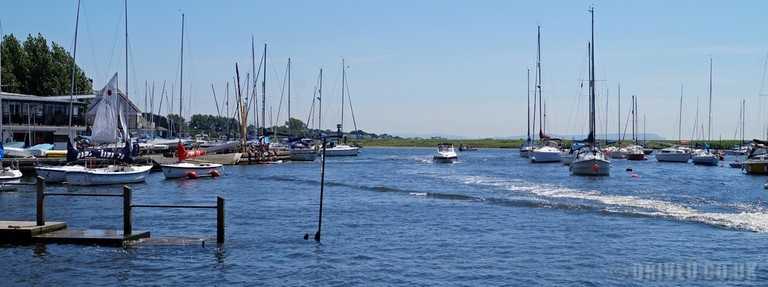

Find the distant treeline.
[{"left": 1, "top": 33, "right": 92, "bottom": 95}]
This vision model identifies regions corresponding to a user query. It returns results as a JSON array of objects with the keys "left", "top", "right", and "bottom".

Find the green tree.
[{"left": 1, "top": 33, "right": 92, "bottom": 95}]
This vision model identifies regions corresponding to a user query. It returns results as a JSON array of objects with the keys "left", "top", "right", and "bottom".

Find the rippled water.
[{"left": 2, "top": 147, "right": 768, "bottom": 286}]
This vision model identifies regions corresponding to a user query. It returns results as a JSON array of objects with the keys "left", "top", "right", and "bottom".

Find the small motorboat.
[
  {"left": 161, "top": 142, "right": 223, "bottom": 179},
  {"left": 626, "top": 145, "right": 646, "bottom": 161},
  {"left": 0, "top": 166, "right": 23, "bottom": 182},
  {"left": 458, "top": 144, "right": 478, "bottom": 152},
  {"left": 433, "top": 143, "right": 458, "bottom": 163}
]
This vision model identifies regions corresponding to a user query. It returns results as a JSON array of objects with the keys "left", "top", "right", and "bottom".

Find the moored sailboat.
[
  {"left": 691, "top": 58, "right": 719, "bottom": 166},
  {"left": 570, "top": 7, "right": 610, "bottom": 176}
]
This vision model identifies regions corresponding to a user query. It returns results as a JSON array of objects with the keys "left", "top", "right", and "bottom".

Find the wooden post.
[
  {"left": 216, "top": 196, "right": 224, "bottom": 244},
  {"left": 314, "top": 138, "right": 327, "bottom": 242},
  {"left": 36, "top": 176, "right": 45, "bottom": 226},
  {"left": 123, "top": 186, "right": 132, "bottom": 237}
]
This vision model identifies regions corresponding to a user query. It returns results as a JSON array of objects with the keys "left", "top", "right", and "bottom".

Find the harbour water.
[{"left": 2, "top": 147, "right": 768, "bottom": 285}]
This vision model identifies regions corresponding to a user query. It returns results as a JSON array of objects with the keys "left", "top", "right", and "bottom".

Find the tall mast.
[
  {"left": 678, "top": 84, "right": 683, "bottom": 143},
  {"left": 605, "top": 87, "right": 609, "bottom": 145},
  {"left": 341, "top": 58, "right": 345, "bottom": 133},
  {"left": 0, "top": 20, "right": 3, "bottom": 143},
  {"left": 68, "top": 0, "right": 81, "bottom": 136},
  {"left": 536, "top": 25, "right": 543, "bottom": 138},
  {"left": 617, "top": 83, "right": 621, "bottom": 145},
  {"left": 250, "top": 36, "right": 256, "bottom": 138},
  {"left": 631, "top": 95, "right": 635, "bottom": 143},
  {"left": 124, "top": 0, "right": 128, "bottom": 114},
  {"left": 589, "top": 7, "right": 595, "bottom": 146},
  {"left": 708, "top": 57, "right": 713, "bottom": 142},
  {"left": 288, "top": 58, "right": 291, "bottom": 136},
  {"left": 318, "top": 68, "right": 323, "bottom": 132},
  {"left": 178, "top": 13, "right": 184, "bottom": 136},
  {"left": 262, "top": 43, "right": 267, "bottom": 141},
  {"left": 526, "top": 68, "right": 530, "bottom": 142}
]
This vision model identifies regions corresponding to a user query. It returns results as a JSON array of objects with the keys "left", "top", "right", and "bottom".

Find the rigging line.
[
  {"left": 344, "top": 67, "right": 359, "bottom": 133},
  {"left": 275, "top": 60, "right": 289, "bottom": 129}
]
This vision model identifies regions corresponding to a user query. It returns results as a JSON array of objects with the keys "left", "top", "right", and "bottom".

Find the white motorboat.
[
  {"left": 530, "top": 145, "right": 562, "bottom": 163},
  {"left": 625, "top": 145, "right": 646, "bottom": 161},
  {"left": 322, "top": 143, "right": 360, "bottom": 157},
  {"left": 161, "top": 162, "right": 222, "bottom": 179},
  {"left": 0, "top": 166, "right": 23, "bottom": 181},
  {"left": 655, "top": 146, "right": 691, "bottom": 163},
  {"left": 571, "top": 147, "right": 611, "bottom": 176},
  {"left": 433, "top": 143, "right": 458, "bottom": 163},
  {"left": 65, "top": 164, "right": 153, "bottom": 186},
  {"left": 35, "top": 165, "right": 86, "bottom": 183},
  {"left": 692, "top": 149, "right": 719, "bottom": 166}
]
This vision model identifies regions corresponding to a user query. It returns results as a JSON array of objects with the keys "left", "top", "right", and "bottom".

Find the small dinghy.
[
  {"left": 161, "top": 143, "right": 223, "bottom": 179},
  {"left": 433, "top": 143, "right": 458, "bottom": 163}
]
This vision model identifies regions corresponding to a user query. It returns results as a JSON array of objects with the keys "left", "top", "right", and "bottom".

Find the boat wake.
[{"left": 457, "top": 175, "right": 768, "bottom": 233}]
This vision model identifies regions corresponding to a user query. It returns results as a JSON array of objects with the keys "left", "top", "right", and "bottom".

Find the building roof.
[{"left": 0, "top": 92, "right": 86, "bottom": 104}]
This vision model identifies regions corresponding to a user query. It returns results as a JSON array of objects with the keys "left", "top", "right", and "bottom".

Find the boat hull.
[
  {"left": 656, "top": 153, "right": 690, "bottom": 163},
  {"left": 744, "top": 160, "right": 768, "bottom": 175},
  {"left": 161, "top": 163, "right": 223, "bottom": 179},
  {"left": 626, "top": 153, "right": 646, "bottom": 161},
  {"left": 692, "top": 155, "right": 719, "bottom": 166},
  {"left": 324, "top": 147, "right": 360, "bottom": 157},
  {"left": 290, "top": 149, "right": 317, "bottom": 161},
  {"left": 65, "top": 165, "right": 153, "bottom": 186},
  {"left": 35, "top": 166, "right": 85, "bottom": 183},
  {"left": 530, "top": 151, "right": 561, "bottom": 163},
  {"left": 570, "top": 159, "right": 610, "bottom": 176},
  {"left": 0, "top": 168, "right": 23, "bottom": 181},
  {"left": 433, "top": 156, "right": 457, "bottom": 163}
]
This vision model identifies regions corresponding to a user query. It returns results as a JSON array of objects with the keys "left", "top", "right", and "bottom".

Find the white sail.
[{"left": 91, "top": 74, "right": 120, "bottom": 144}]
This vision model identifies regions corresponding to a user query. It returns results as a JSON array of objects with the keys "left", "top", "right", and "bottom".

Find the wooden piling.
[
  {"left": 123, "top": 186, "right": 132, "bottom": 237},
  {"left": 315, "top": 138, "right": 327, "bottom": 242},
  {"left": 36, "top": 176, "right": 45, "bottom": 226},
  {"left": 217, "top": 196, "right": 224, "bottom": 244}
]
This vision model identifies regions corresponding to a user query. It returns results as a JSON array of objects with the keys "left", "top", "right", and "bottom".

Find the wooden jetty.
[{"left": 0, "top": 177, "right": 224, "bottom": 246}]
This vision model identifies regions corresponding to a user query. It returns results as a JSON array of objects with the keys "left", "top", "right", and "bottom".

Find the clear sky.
[{"left": 2, "top": 0, "right": 768, "bottom": 139}]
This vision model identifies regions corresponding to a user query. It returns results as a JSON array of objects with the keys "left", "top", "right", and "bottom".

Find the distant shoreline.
[{"left": 352, "top": 138, "right": 748, "bottom": 150}]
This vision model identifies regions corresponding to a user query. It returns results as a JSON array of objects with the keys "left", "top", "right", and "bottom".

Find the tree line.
[{"left": 1, "top": 33, "right": 92, "bottom": 95}]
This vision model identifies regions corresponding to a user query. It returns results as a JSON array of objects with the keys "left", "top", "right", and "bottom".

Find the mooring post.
[
  {"left": 216, "top": 196, "right": 225, "bottom": 244},
  {"left": 123, "top": 186, "right": 132, "bottom": 237},
  {"left": 314, "top": 137, "right": 327, "bottom": 242},
  {"left": 36, "top": 176, "right": 45, "bottom": 226}
]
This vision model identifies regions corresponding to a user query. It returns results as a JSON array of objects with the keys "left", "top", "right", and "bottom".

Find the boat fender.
[
  {"left": 186, "top": 171, "right": 199, "bottom": 179},
  {"left": 210, "top": 170, "right": 221, "bottom": 177}
]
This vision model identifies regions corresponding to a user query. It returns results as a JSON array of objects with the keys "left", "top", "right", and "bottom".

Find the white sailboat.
[
  {"left": 692, "top": 58, "right": 719, "bottom": 166},
  {"left": 324, "top": 59, "right": 360, "bottom": 157},
  {"left": 284, "top": 58, "right": 316, "bottom": 162},
  {"left": 656, "top": 85, "right": 691, "bottom": 163},
  {"left": 571, "top": 7, "right": 610, "bottom": 176},
  {"left": 160, "top": 14, "right": 223, "bottom": 179},
  {"left": 529, "top": 25, "right": 561, "bottom": 163},
  {"left": 65, "top": 2, "right": 152, "bottom": 185}
]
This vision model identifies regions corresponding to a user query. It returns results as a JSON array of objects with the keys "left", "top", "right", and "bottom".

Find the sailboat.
[
  {"left": 625, "top": 95, "right": 646, "bottom": 160},
  {"left": 65, "top": 1, "right": 152, "bottom": 185},
  {"left": 570, "top": 7, "right": 610, "bottom": 176},
  {"left": 520, "top": 68, "right": 534, "bottom": 158},
  {"left": 657, "top": 85, "right": 692, "bottom": 162},
  {"left": 286, "top": 58, "right": 317, "bottom": 162},
  {"left": 160, "top": 14, "right": 223, "bottom": 179},
  {"left": 692, "top": 58, "right": 719, "bottom": 166},
  {"left": 529, "top": 25, "right": 562, "bottom": 163},
  {"left": 35, "top": 0, "right": 88, "bottom": 183},
  {"left": 606, "top": 83, "right": 628, "bottom": 159},
  {"left": 324, "top": 59, "right": 360, "bottom": 157}
]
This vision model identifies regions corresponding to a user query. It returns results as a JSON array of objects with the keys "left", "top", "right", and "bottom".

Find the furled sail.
[{"left": 90, "top": 74, "right": 120, "bottom": 144}]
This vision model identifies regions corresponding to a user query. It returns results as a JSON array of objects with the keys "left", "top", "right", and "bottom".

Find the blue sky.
[{"left": 2, "top": 0, "right": 768, "bottom": 139}]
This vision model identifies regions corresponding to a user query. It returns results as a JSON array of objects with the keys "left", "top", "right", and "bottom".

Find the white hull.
[
  {"left": 35, "top": 165, "right": 86, "bottom": 183},
  {"left": 66, "top": 165, "right": 153, "bottom": 186},
  {"left": 433, "top": 155, "right": 457, "bottom": 163},
  {"left": 323, "top": 146, "right": 360, "bottom": 157},
  {"left": 570, "top": 158, "right": 610, "bottom": 176},
  {"left": 530, "top": 150, "right": 561, "bottom": 163},
  {"left": 655, "top": 153, "right": 690, "bottom": 163},
  {"left": 609, "top": 150, "right": 627, "bottom": 159},
  {"left": 519, "top": 146, "right": 534, "bottom": 158},
  {"left": 0, "top": 168, "right": 23, "bottom": 181},
  {"left": 290, "top": 149, "right": 317, "bottom": 161},
  {"left": 161, "top": 162, "right": 223, "bottom": 179},
  {"left": 692, "top": 155, "right": 719, "bottom": 166}
]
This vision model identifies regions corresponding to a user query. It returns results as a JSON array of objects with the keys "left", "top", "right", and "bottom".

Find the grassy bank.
[{"left": 352, "top": 138, "right": 749, "bottom": 150}]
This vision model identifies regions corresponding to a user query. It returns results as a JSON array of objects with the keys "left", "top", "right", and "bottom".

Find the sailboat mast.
[
  {"left": 124, "top": 0, "right": 128, "bottom": 107},
  {"left": 617, "top": 83, "right": 621, "bottom": 145},
  {"left": 0, "top": 20, "right": 3, "bottom": 143},
  {"left": 68, "top": 0, "right": 81, "bottom": 136},
  {"left": 708, "top": 57, "right": 713, "bottom": 142},
  {"left": 631, "top": 95, "right": 635, "bottom": 143},
  {"left": 527, "top": 68, "right": 530, "bottom": 142},
  {"left": 318, "top": 69, "right": 323, "bottom": 132},
  {"left": 678, "top": 84, "right": 683, "bottom": 143},
  {"left": 589, "top": 7, "right": 596, "bottom": 146},
  {"left": 288, "top": 58, "right": 291, "bottom": 136},
  {"left": 178, "top": 13, "right": 184, "bottom": 134},
  {"left": 536, "top": 25, "right": 543, "bottom": 138},
  {"left": 341, "top": 58, "right": 345, "bottom": 133},
  {"left": 262, "top": 44, "right": 267, "bottom": 141}
]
